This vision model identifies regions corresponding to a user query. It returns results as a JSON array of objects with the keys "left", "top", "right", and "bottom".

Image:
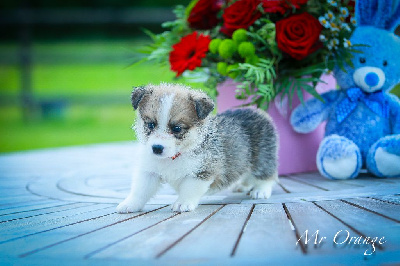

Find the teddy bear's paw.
[
  {"left": 317, "top": 135, "right": 362, "bottom": 180},
  {"left": 367, "top": 136, "right": 400, "bottom": 178},
  {"left": 320, "top": 156, "right": 359, "bottom": 180},
  {"left": 372, "top": 148, "right": 400, "bottom": 177}
]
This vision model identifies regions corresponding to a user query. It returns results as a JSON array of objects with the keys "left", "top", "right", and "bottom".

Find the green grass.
[
  {"left": 0, "top": 105, "right": 136, "bottom": 152},
  {"left": 0, "top": 40, "right": 206, "bottom": 153}
]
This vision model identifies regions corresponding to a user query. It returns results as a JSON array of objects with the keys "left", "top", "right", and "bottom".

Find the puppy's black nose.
[{"left": 152, "top": 145, "right": 164, "bottom": 155}]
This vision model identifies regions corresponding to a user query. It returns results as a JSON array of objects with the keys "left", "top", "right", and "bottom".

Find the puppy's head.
[{"left": 131, "top": 83, "right": 214, "bottom": 159}]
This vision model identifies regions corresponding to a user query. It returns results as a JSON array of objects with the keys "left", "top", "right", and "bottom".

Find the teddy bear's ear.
[{"left": 356, "top": 0, "right": 400, "bottom": 31}]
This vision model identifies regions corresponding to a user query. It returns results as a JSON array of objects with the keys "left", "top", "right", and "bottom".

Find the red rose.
[
  {"left": 276, "top": 12, "right": 322, "bottom": 60},
  {"left": 221, "top": 0, "right": 262, "bottom": 37},
  {"left": 169, "top": 32, "right": 211, "bottom": 77},
  {"left": 284, "top": 0, "right": 308, "bottom": 9},
  {"left": 188, "top": 0, "right": 221, "bottom": 30},
  {"left": 262, "top": 0, "right": 287, "bottom": 14},
  {"left": 262, "top": 0, "right": 308, "bottom": 14}
]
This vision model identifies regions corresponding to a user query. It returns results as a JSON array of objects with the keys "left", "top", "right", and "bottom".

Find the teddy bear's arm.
[
  {"left": 290, "top": 90, "right": 340, "bottom": 134},
  {"left": 387, "top": 93, "right": 400, "bottom": 134}
]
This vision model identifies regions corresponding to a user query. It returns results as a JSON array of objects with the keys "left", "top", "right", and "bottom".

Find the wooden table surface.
[{"left": 0, "top": 142, "right": 399, "bottom": 265}]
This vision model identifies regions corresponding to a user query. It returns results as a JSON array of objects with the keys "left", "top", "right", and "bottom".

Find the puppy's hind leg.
[
  {"left": 117, "top": 171, "right": 161, "bottom": 213},
  {"left": 231, "top": 172, "right": 252, "bottom": 193}
]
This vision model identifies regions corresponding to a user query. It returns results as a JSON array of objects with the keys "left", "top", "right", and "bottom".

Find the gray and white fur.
[{"left": 117, "top": 83, "right": 279, "bottom": 213}]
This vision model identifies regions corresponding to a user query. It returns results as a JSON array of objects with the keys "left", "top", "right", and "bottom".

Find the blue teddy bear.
[{"left": 290, "top": 0, "right": 400, "bottom": 180}]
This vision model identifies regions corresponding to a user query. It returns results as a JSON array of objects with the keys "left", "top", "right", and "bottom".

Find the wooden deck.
[{"left": 0, "top": 142, "right": 399, "bottom": 265}]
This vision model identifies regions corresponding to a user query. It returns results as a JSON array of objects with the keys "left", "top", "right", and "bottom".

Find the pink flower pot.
[{"left": 216, "top": 74, "right": 336, "bottom": 175}]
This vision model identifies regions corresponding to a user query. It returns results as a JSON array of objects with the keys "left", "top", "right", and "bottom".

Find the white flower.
[
  {"left": 340, "top": 7, "right": 349, "bottom": 17},
  {"left": 329, "top": 39, "right": 339, "bottom": 49},
  {"left": 328, "top": 0, "right": 338, "bottom": 7},
  {"left": 319, "top": 16, "right": 330, "bottom": 28},
  {"left": 342, "top": 23, "right": 351, "bottom": 32},
  {"left": 330, "top": 22, "right": 340, "bottom": 32},
  {"left": 350, "top": 17, "right": 357, "bottom": 26},
  {"left": 343, "top": 38, "right": 352, "bottom": 48},
  {"left": 326, "top": 11, "right": 335, "bottom": 21},
  {"left": 319, "top": 34, "right": 327, "bottom": 42}
]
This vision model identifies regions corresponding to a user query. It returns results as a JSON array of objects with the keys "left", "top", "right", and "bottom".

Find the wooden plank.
[
  {"left": 0, "top": 196, "right": 47, "bottom": 207},
  {"left": 242, "top": 182, "right": 400, "bottom": 204},
  {"left": 161, "top": 204, "right": 252, "bottom": 259},
  {"left": 234, "top": 203, "right": 302, "bottom": 258},
  {"left": 279, "top": 177, "right": 324, "bottom": 193},
  {"left": 285, "top": 201, "right": 371, "bottom": 257},
  {"left": 316, "top": 200, "right": 400, "bottom": 256},
  {"left": 90, "top": 205, "right": 222, "bottom": 259},
  {"left": 24, "top": 205, "right": 176, "bottom": 259},
  {"left": 26, "top": 177, "right": 122, "bottom": 204},
  {"left": 289, "top": 173, "right": 362, "bottom": 191},
  {"left": 0, "top": 203, "right": 103, "bottom": 235},
  {"left": 0, "top": 202, "right": 93, "bottom": 224},
  {"left": 371, "top": 195, "right": 400, "bottom": 205},
  {"left": 340, "top": 176, "right": 399, "bottom": 186},
  {"left": 342, "top": 198, "right": 400, "bottom": 222},
  {"left": 0, "top": 204, "right": 114, "bottom": 244},
  {"left": 0, "top": 200, "right": 59, "bottom": 214},
  {"left": 0, "top": 201, "right": 81, "bottom": 218},
  {"left": 0, "top": 202, "right": 82, "bottom": 222},
  {"left": 0, "top": 205, "right": 165, "bottom": 258}
]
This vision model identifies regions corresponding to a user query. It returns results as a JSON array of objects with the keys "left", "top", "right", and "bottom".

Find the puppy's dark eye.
[
  {"left": 171, "top": 125, "right": 182, "bottom": 133},
  {"left": 383, "top": 60, "right": 388, "bottom": 66},
  {"left": 359, "top": 57, "right": 366, "bottom": 64},
  {"left": 147, "top": 122, "right": 156, "bottom": 130}
]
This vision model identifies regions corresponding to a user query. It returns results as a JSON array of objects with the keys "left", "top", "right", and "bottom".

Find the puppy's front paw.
[
  {"left": 250, "top": 186, "right": 272, "bottom": 199},
  {"left": 172, "top": 200, "right": 198, "bottom": 212},
  {"left": 116, "top": 199, "right": 143, "bottom": 213}
]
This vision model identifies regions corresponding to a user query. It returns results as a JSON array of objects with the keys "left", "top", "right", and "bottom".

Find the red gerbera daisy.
[{"left": 169, "top": 32, "right": 211, "bottom": 77}]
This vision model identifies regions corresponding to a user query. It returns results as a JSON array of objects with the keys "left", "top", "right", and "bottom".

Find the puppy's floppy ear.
[
  {"left": 131, "top": 86, "right": 151, "bottom": 110},
  {"left": 190, "top": 93, "right": 215, "bottom": 120}
]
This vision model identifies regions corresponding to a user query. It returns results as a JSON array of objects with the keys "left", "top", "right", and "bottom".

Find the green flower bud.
[
  {"left": 245, "top": 55, "right": 260, "bottom": 65},
  {"left": 227, "top": 64, "right": 239, "bottom": 79},
  {"left": 232, "top": 29, "right": 248, "bottom": 44},
  {"left": 217, "top": 62, "right": 228, "bottom": 76},
  {"left": 209, "top": 39, "right": 222, "bottom": 54},
  {"left": 238, "top": 42, "right": 256, "bottom": 58},
  {"left": 218, "top": 39, "right": 237, "bottom": 59}
]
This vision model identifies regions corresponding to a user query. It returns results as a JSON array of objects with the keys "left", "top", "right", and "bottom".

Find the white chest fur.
[{"left": 140, "top": 148, "right": 203, "bottom": 184}]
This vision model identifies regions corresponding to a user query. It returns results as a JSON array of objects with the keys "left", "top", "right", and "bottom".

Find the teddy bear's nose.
[{"left": 365, "top": 72, "right": 380, "bottom": 87}]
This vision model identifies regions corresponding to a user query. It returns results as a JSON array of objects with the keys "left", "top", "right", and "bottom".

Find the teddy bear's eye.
[
  {"left": 359, "top": 57, "right": 366, "bottom": 64},
  {"left": 383, "top": 60, "right": 388, "bottom": 66}
]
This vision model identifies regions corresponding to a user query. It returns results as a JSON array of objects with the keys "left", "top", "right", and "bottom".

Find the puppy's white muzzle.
[{"left": 147, "top": 133, "right": 177, "bottom": 158}]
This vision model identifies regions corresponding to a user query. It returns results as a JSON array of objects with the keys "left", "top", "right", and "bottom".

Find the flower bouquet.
[{"left": 137, "top": 0, "right": 359, "bottom": 109}]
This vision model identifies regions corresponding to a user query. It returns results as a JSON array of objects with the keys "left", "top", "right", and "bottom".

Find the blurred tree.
[{"left": 0, "top": 0, "right": 190, "bottom": 8}]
